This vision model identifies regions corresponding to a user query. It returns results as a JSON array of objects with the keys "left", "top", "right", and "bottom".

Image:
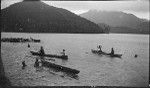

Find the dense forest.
[{"left": 1, "top": 1, "right": 104, "bottom": 33}]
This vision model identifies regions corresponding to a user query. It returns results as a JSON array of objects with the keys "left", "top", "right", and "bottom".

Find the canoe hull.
[
  {"left": 30, "top": 51, "right": 68, "bottom": 60},
  {"left": 41, "top": 60, "right": 80, "bottom": 74},
  {"left": 91, "top": 49, "right": 122, "bottom": 58}
]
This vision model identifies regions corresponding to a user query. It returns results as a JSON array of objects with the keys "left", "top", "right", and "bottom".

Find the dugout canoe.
[
  {"left": 41, "top": 59, "right": 80, "bottom": 74},
  {"left": 30, "top": 51, "right": 68, "bottom": 60},
  {"left": 91, "top": 49, "right": 122, "bottom": 58}
]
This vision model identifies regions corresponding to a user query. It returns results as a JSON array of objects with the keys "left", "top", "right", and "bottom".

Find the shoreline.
[{"left": 1, "top": 32, "right": 149, "bottom": 35}]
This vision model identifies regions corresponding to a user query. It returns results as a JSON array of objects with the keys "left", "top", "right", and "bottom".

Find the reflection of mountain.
[
  {"left": 80, "top": 10, "right": 149, "bottom": 34},
  {"left": 1, "top": 1, "right": 104, "bottom": 33}
]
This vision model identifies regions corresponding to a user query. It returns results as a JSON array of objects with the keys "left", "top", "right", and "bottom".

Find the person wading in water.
[
  {"left": 22, "top": 61, "right": 27, "bottom": 69},
  {"left": 28, "top": 43, "right": 30, "bottom": 48},
  {"left": 34, "top": 58, "right": 39, "bottom": 67}
]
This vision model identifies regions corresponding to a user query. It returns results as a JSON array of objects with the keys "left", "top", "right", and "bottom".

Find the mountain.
[
  {"left": 137, "top": 21, "right": 149, "bottom": 34},
  {"left": 1, "top": 1, "right": 104, "bottom": 33},
  {"left": 80, "top": 10, "right": 149, "bottom": 34},
  {"left": 110, "top": 22, "right": 149, "bottom": 34},
  {"left": 97, "top": 23, "right": 110, "bottom": 33},
  {"left": 110, "top": 27, "right": 139, "bottom": 34}
]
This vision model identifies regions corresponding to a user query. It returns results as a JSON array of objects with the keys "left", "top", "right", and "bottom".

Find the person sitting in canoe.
[
  {"left": 97, "top": 45, "right": 102, "bottom": 52},
  {"left": 61, "top": 49, "right": 65, "bottom": 56},
  {"left": 39, "top": 46, "right": 45, "bottom": 55},
  {"left": 110, "top": 48, "right": 114, "bottom": 55}
]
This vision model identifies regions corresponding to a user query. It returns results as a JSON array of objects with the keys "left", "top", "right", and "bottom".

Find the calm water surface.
[{"left": 1, "top": 33, "right": 149, "bottom": 86}]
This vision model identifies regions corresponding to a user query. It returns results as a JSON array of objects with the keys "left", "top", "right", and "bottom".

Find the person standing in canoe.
[
  {"left": 97, "top": 45, "right": 102, "bottom": 52},
  {"left": 110, "top": 48, "right": 114, "bottom": 55},
  {"left": 39, "top": 46, "right": 45, "bottom": 55}
]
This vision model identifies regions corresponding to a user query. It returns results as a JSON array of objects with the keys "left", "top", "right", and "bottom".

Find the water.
[{"left": 1, "top": 33, "right": 149, "bottom": 86}]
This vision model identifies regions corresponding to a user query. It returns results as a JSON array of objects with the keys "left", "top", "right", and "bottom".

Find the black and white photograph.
[{"left": 1, "top": 0, "right": 149, "bottom": 87}]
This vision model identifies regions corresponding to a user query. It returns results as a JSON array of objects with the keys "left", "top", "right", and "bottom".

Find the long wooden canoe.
[
  {"left": 41, "top": 59, "right": 80, "bottom": 74},
  {"left": 30, "top": 51, "right": 68, "bottom": 60},
  {"left": 91, "top": 49, "right": 122, "bottom": 58}
]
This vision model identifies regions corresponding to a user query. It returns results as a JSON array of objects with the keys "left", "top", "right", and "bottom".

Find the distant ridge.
[
  {"left": 80, "top": 10, "right": 149, "bottom": 34},
  {"left": 23, "top": 0, "right": 41, "bottom": 1},
  {"left": 1, "top": 1, "right": 104, "bottom": 33}
]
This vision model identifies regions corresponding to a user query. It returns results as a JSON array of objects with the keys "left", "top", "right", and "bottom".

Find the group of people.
[
  {"left": 23, "top": 45, "right": 115, "bottom": 69},
  {"left": 97, "top": 45, "right": 138, "bottom": 57},
  {"left": 97, "top": 45, "right": 114, "bottom": 55},
  {"left": 22, "top": 46, "right": 66, "bottom": 69}
]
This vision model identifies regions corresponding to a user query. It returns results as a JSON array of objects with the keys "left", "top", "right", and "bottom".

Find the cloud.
[
  {"left": 122, "top": 1, "right": 149, "bottom": 13},
  {"left": 45, "top": 1, "right": 149, "bottom": 13},
  {"left": 43, "top": 1, "right": 149, "bottom": 19}
]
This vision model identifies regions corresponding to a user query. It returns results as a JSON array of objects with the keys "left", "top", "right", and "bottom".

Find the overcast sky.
[{"left": 1, "top": 0, "right": 149, "bottom": 20}]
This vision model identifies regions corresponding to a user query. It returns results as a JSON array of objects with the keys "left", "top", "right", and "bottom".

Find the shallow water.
[{"left": 1, "top": 33, "right": 149, "bottom": 86}]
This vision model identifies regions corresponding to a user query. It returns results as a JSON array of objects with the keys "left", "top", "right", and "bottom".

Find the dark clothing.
[
  {"left": 98, "top": 45, "right": 102, "bottom": 52},
  {"left": 39, "top": 46, "right": 45, "bottom": 55},
  {"left": 134, "top": 54, "right": 138, "bottom": 58},
  {"left": 62, "top": 49, "right": 65, "bottom": 56},
  {"left": 22, "top": 61, "right": 26, "bottom": 69},
  {"left": 34, "top": 59, "right": 39, "bottom": 67},
  {"left": 111, "top": 48, "right": 114, "bottom": 55},
  {"left": 22, "top": 61, "right": 26, "bottom": 67},
  {"left": 28, "top": 44, "right": 30, "bottom": 48}
]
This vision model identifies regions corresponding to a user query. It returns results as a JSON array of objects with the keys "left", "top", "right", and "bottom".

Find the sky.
[{"left": 1, "top": 0, "right": 149, "bottom": 20}]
